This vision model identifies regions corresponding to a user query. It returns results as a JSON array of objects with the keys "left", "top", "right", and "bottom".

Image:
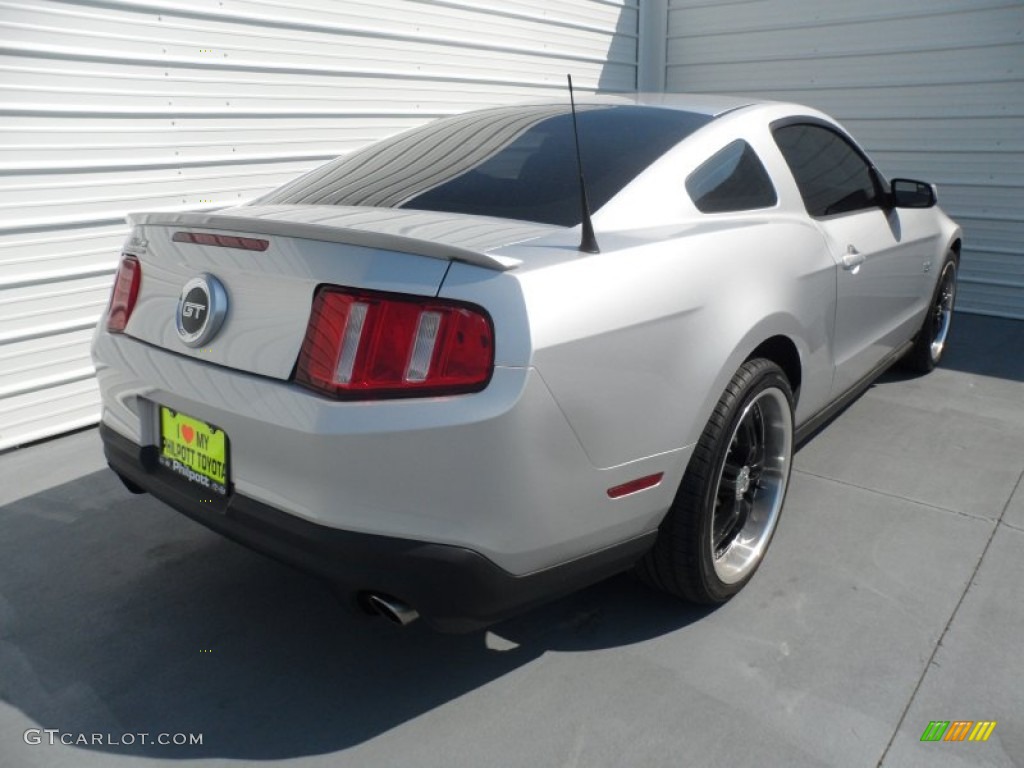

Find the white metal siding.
[
  {"left": 0, "top": 0, "right": 639, "bottom": 450},
  {"left": 666, "top": 0, "right": 1024, "bottom": 319}
]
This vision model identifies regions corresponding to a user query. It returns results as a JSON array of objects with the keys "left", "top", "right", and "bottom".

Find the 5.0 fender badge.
[{"left": 176, "top": 274, "right": 228, "bottom": 347}]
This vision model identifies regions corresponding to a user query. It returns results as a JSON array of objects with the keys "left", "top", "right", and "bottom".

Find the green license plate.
[{"left": 159, "top": 407, "right": 229, "bottom": 495}]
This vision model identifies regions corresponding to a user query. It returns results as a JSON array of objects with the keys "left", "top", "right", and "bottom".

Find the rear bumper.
[
  {"left": 101, "top": 424, "right": 656, "bottom": 632},
  {"left": 92, "top": 329, "right": 684, "bottom": 575}
]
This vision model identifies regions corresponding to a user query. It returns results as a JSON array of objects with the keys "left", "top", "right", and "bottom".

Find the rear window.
[{"left": 256, "top": 105, "right": 713, "bottom": 226}]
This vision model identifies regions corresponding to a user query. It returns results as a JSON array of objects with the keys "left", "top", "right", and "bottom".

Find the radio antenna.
[{"left": 567, "top": 74, "right": 600, "bottom": 254}]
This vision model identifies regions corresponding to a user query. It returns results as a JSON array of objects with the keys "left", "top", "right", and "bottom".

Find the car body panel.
[
  {"left": 442, "top": 219, "right": 834, "bottom": 469},
  {"left": 819, "top": 207, "right": 941, "bottom": 395}
]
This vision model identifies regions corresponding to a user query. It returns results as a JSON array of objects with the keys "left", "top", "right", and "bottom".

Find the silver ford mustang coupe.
[{"left": 92, "top": 95, "right": 961, "bottom": 631}]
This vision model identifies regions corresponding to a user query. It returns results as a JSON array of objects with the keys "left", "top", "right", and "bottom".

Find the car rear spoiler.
[{"left": 127, "top": 211, "right": 523, "bottom": 271}]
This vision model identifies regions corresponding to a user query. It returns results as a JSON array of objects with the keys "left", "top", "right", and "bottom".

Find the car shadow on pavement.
[{"left": 1, "top": 469, "right": 712, "bottom": 760}]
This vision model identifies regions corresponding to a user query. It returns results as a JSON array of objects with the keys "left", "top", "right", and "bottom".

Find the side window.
[
  {"left": 773, "top": 123, "right": 880, "bottom": 217},
  {"left": 686, "top": 140, "right": 777, "bottom": 213}
]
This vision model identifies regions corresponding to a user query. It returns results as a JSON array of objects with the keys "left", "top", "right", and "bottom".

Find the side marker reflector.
[{"left": 607, "top": 473, "right": 664, "bottom": 499}]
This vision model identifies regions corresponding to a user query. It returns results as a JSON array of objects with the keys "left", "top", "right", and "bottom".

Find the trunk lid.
[{"left": 120, "top": 205, "right": 558, "bottom": 380}]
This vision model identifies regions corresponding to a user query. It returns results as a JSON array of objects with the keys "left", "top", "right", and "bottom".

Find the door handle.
[{"left": 841, "top": 246, "right": 865, "bottom": 271}]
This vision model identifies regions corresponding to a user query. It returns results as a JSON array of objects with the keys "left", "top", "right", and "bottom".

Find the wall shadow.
[
  {"left": 595, "top": 1, "right": 643, "bottom": 94},
  {"left": 0, "top": 469, "right": 711, "bottom": 761},
  {"left": 932, "top": 312, "right": 1024, "bottom": 383},
  {"left": 797, "top": 312, "right": 1024, "bottom": 449},
  {"left": 872, "top": 313, "right": 1024, "bottom": 385}
]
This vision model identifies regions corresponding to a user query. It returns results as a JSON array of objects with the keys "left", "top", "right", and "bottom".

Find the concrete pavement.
[{"left": 1, "top": 313, "right": 1022, "bottom": 767}]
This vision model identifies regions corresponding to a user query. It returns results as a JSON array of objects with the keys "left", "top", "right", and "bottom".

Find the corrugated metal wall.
[
  {"left": 0, "top": 0, "right": 639, "bottom": 451},
  {"left": 9, "top": 0, "right": 1018, "bottom": 450},
  {"left": 665, "top": 0, "right": 1024, "bottom": 320}
]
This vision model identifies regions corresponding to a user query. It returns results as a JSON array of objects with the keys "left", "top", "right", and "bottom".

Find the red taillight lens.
[
  {"left": 295, "top": 287, "right": 494, "bottom": 398},
  {"left": 106, "top": 255, "right": 142, "bottom": 333}
]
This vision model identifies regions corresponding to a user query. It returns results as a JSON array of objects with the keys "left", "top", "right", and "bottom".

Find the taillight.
[
  {"left": 106, "top": 255, "right": 142, "bottom": 333},
  {"left": 295, "top": 287, "right": 494, "bottom": 398}
]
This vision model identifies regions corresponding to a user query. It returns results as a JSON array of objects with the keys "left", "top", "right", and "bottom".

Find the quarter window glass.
[
  {"left": 687, "top": 140, "right": 777, "bottom": 213},
  {"left": 773, "top": 124, "right": 879, "bottom": 217}
]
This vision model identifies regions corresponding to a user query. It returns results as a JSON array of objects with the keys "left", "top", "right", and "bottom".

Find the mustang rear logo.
[{"left": 175, "top": 274, "right": 227, "bottom": 347}]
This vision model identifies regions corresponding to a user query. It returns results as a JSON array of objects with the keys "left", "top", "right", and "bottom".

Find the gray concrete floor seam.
[
  {"left": 874, "top": 465, "right": 1024, "bottom": 767},
  {"left": 791, "top": 467, "right": 997, "bottom": 525}
]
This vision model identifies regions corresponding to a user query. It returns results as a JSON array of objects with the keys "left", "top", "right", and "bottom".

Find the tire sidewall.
[{"left": 693, "top": 361, "right": 794, "bottom": 602}]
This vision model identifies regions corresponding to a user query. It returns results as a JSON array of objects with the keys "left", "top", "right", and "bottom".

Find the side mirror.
[{"left": 891, "top": 178, "right": 937, "bottom": 208}]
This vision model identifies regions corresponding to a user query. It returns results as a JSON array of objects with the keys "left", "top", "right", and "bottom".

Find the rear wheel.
[
  {"left": 638, "top": 359, "right": 794, "bottom": 603},
  {"left": 902, "top": 253, "right": 957, "bottom": 373}
]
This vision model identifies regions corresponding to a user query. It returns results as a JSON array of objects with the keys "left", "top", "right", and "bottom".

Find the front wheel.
[
  {"left": 902, "top": 253, "right": 957, "bottom": 373},
  {"left": 638, "top": 358, "right": 794, "bottom": 603}
]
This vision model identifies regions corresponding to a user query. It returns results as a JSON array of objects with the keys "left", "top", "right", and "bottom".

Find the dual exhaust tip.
[{"left": 364, "top": 593, "right": 419, "bottom": 627}]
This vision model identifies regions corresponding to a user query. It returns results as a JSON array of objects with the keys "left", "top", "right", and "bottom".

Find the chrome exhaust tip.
[{"left": 366, "top": 594, "right": 419, "bottom": 627}]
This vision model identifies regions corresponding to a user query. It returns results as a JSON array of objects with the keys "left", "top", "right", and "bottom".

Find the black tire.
[
  {"left": 637, "top": 358, "right": 794, "bottom": 603},
  {"left": 902, "top": 253, "right": 958, "bottom": 373}
]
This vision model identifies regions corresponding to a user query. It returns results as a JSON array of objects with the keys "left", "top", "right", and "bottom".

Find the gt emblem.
[
  {"left": 176, "top": 274, "right": 227, "bottom": 348},
  {"left": 182, "top": 301, "right": 206, "bottom": 320}
]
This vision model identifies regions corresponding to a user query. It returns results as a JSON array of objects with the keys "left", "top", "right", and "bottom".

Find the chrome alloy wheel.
[
  {"left": 710, "top": 387, "right": 793, "bottom": 584},
  {"left": 929, "top": 261, "right": 957, "bottom": 362}
]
